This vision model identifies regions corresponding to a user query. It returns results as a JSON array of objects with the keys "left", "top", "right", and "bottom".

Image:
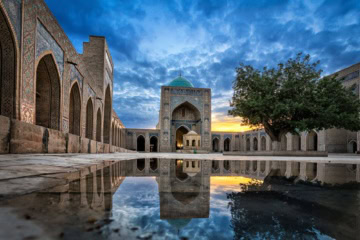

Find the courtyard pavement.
[{"left": 0, "top": 152, "right": 359, "bottom": 199}]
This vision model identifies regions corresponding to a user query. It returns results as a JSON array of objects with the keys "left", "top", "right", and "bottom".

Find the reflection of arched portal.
[
  {"left": 150, "top": 158, "right": 158, "bottom": 171},
  {"left": 261, "top": 137, "right": 266, "bottom": 151},
  {"left": 224, "top": 138, "right": 231, "bottom": 152},
  {"left": 253, "top": 138, "right": 258, "bottom": 151},
  {"left": 212, "top": 138, "right": 219, "bottom": 152},
  {"left": 69, "top": 83, "right": 81, "bottom": 135},
  {"left": 150, "top": 136, "right": 158, "bottom": 152},
  {"left": 86, "top": 173, "right": 93, "bottom": 206},
  {"left": 224, "top": 160, "right": 230, "bottom": 171},
  {"left": 307, "top": 131, "right": 318, "bottom": 151},
  {"left": 175, "top": 126, "right": 189, "bottom": 150},
  {"left": 137, "top": 159, "right": 145, "bottom": 171},
  {"left": 35, "top": 54, "right": 61, "bottom": 129},
  {"left": 212, "top": 161, "right": 219, "bottom": 171},
  {"left": 0, "top": 8, "right": 16, "bottom": 118},
  {"left": 96, "top": 108, "right": 102, "bottom": 142},
  {"left": 137, "top": 135, "right": 145, "bottom": 152},
  {"left": 175, "top": 159, "right": 188, "bottom": 181},
  {"left": 85, "top": 98, "right": 93, "bottom": 139},
  {"left": 103, "top": 86, "right": 112, "bottom": 144}
]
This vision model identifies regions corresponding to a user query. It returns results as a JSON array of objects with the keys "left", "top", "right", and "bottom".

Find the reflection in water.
[{"left": 3, "top": 159, "right": 360, "bottom": 240}]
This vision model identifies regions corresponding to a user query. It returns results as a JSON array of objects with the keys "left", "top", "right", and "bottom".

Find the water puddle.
[{"left": 1, "top": 159, "right": 360, "bottom": 239}]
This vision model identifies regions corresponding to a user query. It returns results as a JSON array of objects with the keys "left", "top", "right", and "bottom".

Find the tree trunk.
[{"left": 271, "top": 141, "right": 281, "bottom": 151}]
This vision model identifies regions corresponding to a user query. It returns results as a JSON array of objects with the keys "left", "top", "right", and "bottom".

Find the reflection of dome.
[
  {"left": 168, "top": 76, "right": 194, "bottom": 88},
  {"left": 187, "top": 172, "right": 197, "bottom": 177},
  {"left": 166, "top": 218, "right": 192, "bottom": 230}
]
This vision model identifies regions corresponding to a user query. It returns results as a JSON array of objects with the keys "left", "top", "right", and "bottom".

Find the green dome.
[{"left": 168, "top": 76, "right": 194, "bottom": 88}]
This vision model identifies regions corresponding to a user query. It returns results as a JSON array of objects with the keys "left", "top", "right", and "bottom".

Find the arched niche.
[
  {"left": 0, "top": 8, "right": 17, "bottom": 119},
  {"left": 35, "top": 54, "right": 61, "bottom": 129},
  {"left": 69, "top": 82, "right": 81, "bottom": 135},
  {"left": 85, "top": 98, "right": 94, "bottom": 139}
]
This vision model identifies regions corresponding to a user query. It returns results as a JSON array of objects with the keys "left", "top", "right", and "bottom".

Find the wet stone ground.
[{"left": 0, "top": 158, "right": 360, "bottom": 240}]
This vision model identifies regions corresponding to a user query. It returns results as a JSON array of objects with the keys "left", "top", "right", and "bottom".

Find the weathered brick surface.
[
  {"left": 10, "top": 119, "right": 44, "bottom": 153},
  {"left": 104, "top": 144, "right": 110, "bottom": 153},
  {"left": 80, "top": 137, "right": 90, "bottom": 153},
  {"left": 97, "top": 142, "right": 104, "bottom": 153},
  {"left": 89, "top": 140, "right": 97, "bottom": 153},
  {"left": 0, "top": 115, "right": 10, "bottom": 153},
  {"left": 67, "top": 133, "right": 80, "bottom": 153},
  {"left": 47, "top": 128, "right": 67, "bottom": 153}
]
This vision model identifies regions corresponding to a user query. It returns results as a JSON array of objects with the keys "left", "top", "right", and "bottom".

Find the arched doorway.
[
  {"left": 85, "top": 98, "right": 93, "bottom": 139},
  {"left": 137, "top": 135, "right": 145, "bottom": 152},
  {"left": 253, "top": 137, "right": 258, "bottom": 151},
  {"left": 175, "top": 126, "right": 189, "bottom": 150},
  {"left": 0, "top": 8, "right": 16, "bottom": 118},
  {"left": 150, "top": 136, "right": 158, "bottom": 152},
  {"left": 96, "top": 108, "right": 102, "bottom": 142},
  {"left": 69, "top": 83, "right": 81, "bottom": 135},
  {"left": 307, "top": 131, "right": 318, "bottom": 151},
  {"left": 347, "top": 141, "right": 357, "bottom": 153},
  {"left": 172, "top": 101, "right": 201, "bottom": 150},
  {"left": 246, "top": 138, "right": 250, "bottom": 151},
  {"left": 261, "top": 136, "right": 266, "bottom": 151},
  {"left": 212, "top": 138, "right": 219, "bottom": 152},
  {"left": 224, "top": 138, "right": 231, "bottom": 152},
  {"left": 103, "top": 86, "right": 112, "bottom": 144},
  {"left": 35, "top": 54, "right": 61, "bottom": 129},
  {"left": 111, "top": 122, "right": 115, "bottom": 145}
]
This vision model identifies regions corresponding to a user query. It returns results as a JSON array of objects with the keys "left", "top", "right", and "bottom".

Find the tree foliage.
[{"left": 229, "top": 53, "right": 360, "bottom": 142}]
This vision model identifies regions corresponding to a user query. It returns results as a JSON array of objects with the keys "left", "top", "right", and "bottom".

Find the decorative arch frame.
[
  {"left": 0, "top": 3, "right": 21, "bottom": 119},
  {"left": 33, "top": 51, "right": 62, "bottom": 130}
]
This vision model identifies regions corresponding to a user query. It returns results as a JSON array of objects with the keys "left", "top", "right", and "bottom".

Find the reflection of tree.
[
  {"left": 227, "top": 175, "right": 359, "bottom": 240},
  {"left": 227, "top": 190, "right": 318, "bottom": 240}
]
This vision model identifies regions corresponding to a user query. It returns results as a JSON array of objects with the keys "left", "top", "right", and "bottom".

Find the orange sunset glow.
[{"left": 211, "top": 115, "right": 253, "bottom": 132}]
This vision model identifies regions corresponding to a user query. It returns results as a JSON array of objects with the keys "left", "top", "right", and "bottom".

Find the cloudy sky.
[{"left": 45, "top": 0, "right": 360, "bottom": 131}]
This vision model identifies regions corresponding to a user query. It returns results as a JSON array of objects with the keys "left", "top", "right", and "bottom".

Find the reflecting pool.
[{"left": 1, "top": 159, "right": 360, "bottom": 240}]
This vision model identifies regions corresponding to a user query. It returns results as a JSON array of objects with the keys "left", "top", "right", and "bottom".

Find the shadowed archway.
[
  {"left": 224, "top": 138, "right": 231, "bottom": 152},
  {"left": 96, "top": 108, "right": 102, "bottom": 142},
  {"left": 175, "top": 126, "right": 189, "bottom": 150},
  {"left": 212, "top": 138, "right": 219, "bottom": 152},
  {"left": 137, "top": 135, "right": 145, "bottom": 152},
  {"left": 35, "top": 54, "right": 61, "bottom": 129},
  {"left": 86, "top": 98, "right": 93, "bottom": 139},
  {"left": 69, "top": 82, "right": 81, "bottom": 135},
  {"left": 150, "top": 136, "right": 158, "bottom": 152},
  {"left": 103, "top": 86, "right": 112, "bottom": 144},
  {"left": 0, "top": 8, "right": 16, "bottom": 119},
  {"left": 307, "top": 131, "right": 318, "bottom": 151}
]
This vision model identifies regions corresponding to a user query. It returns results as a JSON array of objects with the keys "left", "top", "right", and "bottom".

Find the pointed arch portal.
[
  {"left": 0, "top": 8, "right": 16, "bottom": 119},
  {"left": 35, "top": 54, "right": 61, "bottom": 129}
]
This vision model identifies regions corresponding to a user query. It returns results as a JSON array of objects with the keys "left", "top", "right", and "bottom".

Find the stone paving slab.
[{"left": 0, "top": 152, "right": 359, "bottom": 200}]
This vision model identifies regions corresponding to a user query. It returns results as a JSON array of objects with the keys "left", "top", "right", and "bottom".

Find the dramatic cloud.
[{"left": 46, "top": 0, "right": 360, "bottom": 130}]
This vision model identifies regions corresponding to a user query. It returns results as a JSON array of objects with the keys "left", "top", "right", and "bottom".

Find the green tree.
[{"left": 229, "top": 53, "right": 360, "bottom": 150}]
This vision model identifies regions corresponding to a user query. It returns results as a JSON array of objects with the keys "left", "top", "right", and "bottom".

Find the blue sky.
[{"left": 45, "top": 0, "right": 360, "bottom": 129}]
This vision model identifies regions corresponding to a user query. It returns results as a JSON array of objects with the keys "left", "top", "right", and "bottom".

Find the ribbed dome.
[{"left": 168, "top": 76, "right": 194, "bottom": 88}]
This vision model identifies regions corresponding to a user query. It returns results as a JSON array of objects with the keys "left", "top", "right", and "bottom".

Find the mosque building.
[
  {"left": 0, "top": 0, "right": 358, "bottom": 155},
  {"left": 125, "top": 75, "right": 241, "bottom": 153}
]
